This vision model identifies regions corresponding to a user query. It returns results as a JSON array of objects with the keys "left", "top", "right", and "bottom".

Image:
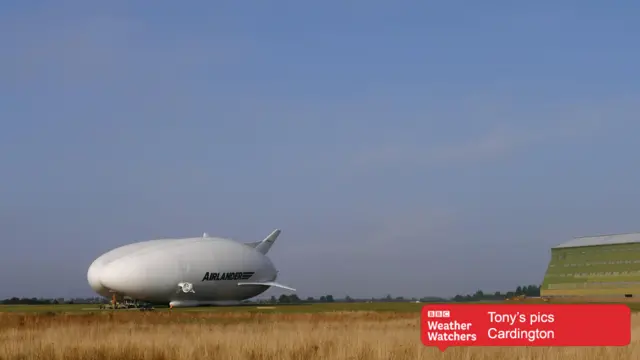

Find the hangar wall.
[{"left": 541, "top": 235, "right": 640, "bottom": 298}]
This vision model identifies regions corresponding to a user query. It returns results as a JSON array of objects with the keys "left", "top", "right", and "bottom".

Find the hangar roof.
[{"left": 553, "top": 232, "right": 640, "bottom": 249}]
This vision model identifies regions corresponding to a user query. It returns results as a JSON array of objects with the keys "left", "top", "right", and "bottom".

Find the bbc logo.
[{"left": 427, "top": 310, "right": 450, "bottom": 318}]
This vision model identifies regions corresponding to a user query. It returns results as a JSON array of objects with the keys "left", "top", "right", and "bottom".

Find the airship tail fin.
[{"left": 245, "top": 229, "right": 281, "bottom": 254}]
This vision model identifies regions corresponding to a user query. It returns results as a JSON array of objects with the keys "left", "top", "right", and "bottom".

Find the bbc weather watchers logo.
[{"left": 427, "top": 310, "right": 451, "bottom": 318}]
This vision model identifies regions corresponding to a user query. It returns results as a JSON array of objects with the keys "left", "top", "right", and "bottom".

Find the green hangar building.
[{"left": 541, "top": 233, "right": 640, "bottom": 298}]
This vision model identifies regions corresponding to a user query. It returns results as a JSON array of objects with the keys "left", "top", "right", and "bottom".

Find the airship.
[{"left": 87, "top": 229, "right": 295, "bottom": 308}]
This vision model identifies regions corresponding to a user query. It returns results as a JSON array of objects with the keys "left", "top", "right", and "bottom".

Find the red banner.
[{"left": 421, "top": 304, "right": 630, "bottom": 351}]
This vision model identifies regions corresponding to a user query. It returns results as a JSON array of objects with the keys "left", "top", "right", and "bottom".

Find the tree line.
[
  {"left": 0, "top": 297, "right": 104, "bottom": 305},
  {"left": 1, "top": 285, "right": 541, "bottom": 305},
  {"left": 451, "top": 285, "right": 541, "bottom": 302},
  {"left": 256, "top": 294, "right": 450, "bottom": 304},
  {"left": 268, "top": 284, "right": 541, "bottom": 304}
]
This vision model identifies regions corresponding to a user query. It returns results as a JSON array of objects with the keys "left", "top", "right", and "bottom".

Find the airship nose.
[
  {"left": 87, "top": 259, "right": 111, "bottom": 298},
  {"left": 99, "top": 258, "right": 139, "bottom": 294},
  {"left": 98, "top": 255, "right": 178, "bottom": 301}
]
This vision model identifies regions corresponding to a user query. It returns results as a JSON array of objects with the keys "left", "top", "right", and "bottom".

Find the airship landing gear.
[
  {"left": 105, "top": 291, "right": 133, "bottom": 310},
  {"left": 108, "top": 291, "right": 123, "bottom": 310}
]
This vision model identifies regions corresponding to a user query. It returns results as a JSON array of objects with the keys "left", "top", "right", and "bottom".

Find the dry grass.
[{"left": 0, "top": 310, "right": 638, "bottom": 360}]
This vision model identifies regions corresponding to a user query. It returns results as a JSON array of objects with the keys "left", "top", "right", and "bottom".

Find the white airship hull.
[{"left": 87, "top": 230, "right": 294, "bottom": 306}]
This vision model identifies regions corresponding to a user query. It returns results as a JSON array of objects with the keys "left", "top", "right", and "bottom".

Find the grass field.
[
  {"left": 0, "top": 301, "right": 426, "bottom": 313},
  {"left": 0, "top": 301, "right": 637, "bottom": 359}
]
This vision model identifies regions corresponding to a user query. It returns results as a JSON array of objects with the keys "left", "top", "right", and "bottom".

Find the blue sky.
[{"left": 1, "top": 2, "right": 639, "bottom": 299}]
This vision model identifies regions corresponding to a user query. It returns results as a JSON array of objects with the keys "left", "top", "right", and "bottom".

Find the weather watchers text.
[
  {"left": 420, "top": 304, "right": 631, "bottom": 351},
  {"left": 426, "top": 317, "right": 476, "bottom": 341}
]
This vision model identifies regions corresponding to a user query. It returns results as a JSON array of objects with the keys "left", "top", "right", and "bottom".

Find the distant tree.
[
  {"left": 320, "top": 296, "right": 326, "bottom": 302},
  {"left": 326, "top": 295, "right": 334, "bottom": 302},
  {"left": 270, "top": 296, "right": 277, "bottom": 304},
  {"left": 345, "top": 295, "right": 354, "bottom": 302},
  {"left": 525, "top": 285, "right": 541, "bottom": 297},
  {"left": 306, "top": 297, "right": 315, "bottom": 302}
]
